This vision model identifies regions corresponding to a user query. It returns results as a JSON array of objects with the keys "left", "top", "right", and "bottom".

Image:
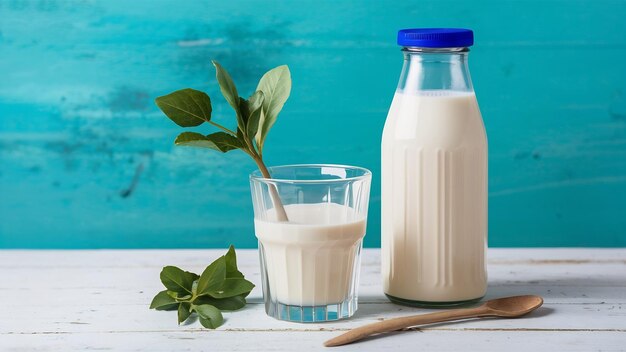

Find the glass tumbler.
[{"left": 250, "top": 164, "right": 371, "bottom": 322}]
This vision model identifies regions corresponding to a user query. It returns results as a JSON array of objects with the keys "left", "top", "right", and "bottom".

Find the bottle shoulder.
[{"left": 382, "top": 91, "right": 485, "bottom": 148}]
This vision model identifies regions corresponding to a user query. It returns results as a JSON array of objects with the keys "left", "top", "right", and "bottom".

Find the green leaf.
[
  {"left": 192, "top": 280, "right": 198, "bottom": 295},
  {"left": 224, "top": 245, "right": 244, "bottom": 279},
  {"left": 248, "top": 90, "right": 265, "bottom": 112},
  {"left": 175, "top": 132, "right": 243, "bottom": 153},
  {"left": 237, "top": 97, "right": 249, "bottom": 130},
  {"left": 167, "top": 290, "right": 192, "bottom": 301},
  {"left": 236, "top": 127, "right": 245, "bottom": 142},
  {"left": 193, "top": 304, "right": 224, "bottom": 329},
  {"left": 207, "top": 132, "right": 245, "bottom": 151},
  {"left": 155, "top": 88, "right": 212, "bottom": 127},
  {"left": 160, "top": 266, "right": 197, "bottom": 295},
  {"left": 193, "top": 294, "right": 247, "bottom": 311},
  {"left": 255, "top": 65, "right": 291, "bottom": 151},
  {"left": 245, "top": 91, "right": 264, "bottom": 141},
  {"left": 209, "top": 278, "right": 255, "bottom": 299},
  {"left": 174, "top": 132, "right": 215, "bottom": 149},
  {"left": 149, "top": 290, "right": 179, "bottom": 311},
  {"left": 196, "top": 256, "right": 226, "bottom": 296},
  {"left": 211, "top": 60, "right": 240, "bottom": 118},
  {"left": 178, "top": 302, "right": 191, "bottom": 324},
  {"left": 194, "top": 247, "right": 254, "bottom": 298}
]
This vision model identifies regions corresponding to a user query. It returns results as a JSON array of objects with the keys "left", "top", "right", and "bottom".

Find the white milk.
[
  {"left": 254, "top": 203, "right": 366, "bottom": 306},
  {"left": 381, "top": 90, "right": 487, "bottom": 302}
]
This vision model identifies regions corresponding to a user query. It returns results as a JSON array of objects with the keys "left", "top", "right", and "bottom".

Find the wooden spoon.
[{"left": 324, "top": 295, "right": 543, "bottom": 347}]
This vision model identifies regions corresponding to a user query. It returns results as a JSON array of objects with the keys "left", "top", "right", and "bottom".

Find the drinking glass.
[{"left": 250, "top": 164, "right": 371, "bottom": 322}]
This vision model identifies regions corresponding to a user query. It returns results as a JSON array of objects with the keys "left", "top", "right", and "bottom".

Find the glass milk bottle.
[{"left": 381, "top": 28, "right": 487, "bottom": 307}]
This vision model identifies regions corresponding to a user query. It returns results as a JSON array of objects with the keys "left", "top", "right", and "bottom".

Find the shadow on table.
[
  {"left": 246, "top": 297, "right": 265, "bottom": 304},
  {"left": 353, "top": 291, "right": 559, "bottom": 321},
  {"left": 344, "top": 307, "right": 554, "bottom": 346}
]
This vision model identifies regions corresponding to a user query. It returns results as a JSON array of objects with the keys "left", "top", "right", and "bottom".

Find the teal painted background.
[{"left": 1, "top": 0, "right": 625, "bottom": 249}]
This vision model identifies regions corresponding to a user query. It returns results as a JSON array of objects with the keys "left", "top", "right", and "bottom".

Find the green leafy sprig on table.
[{"left": 149, "top": 246, "right": 254, "bottom": 329}]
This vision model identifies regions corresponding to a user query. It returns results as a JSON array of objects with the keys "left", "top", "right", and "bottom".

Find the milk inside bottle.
[{"left": 381, "top": 28, "right": 488, "bottom": 306}]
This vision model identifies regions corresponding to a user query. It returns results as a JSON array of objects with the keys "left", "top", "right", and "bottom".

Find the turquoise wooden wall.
[{"left": 1, "top": 0, "right": 625, "bottom": 248}]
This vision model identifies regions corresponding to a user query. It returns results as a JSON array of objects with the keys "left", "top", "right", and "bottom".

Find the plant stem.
[
  {"left": 247, "top": 146, "right": 289, "bottom": 222},
  {"left": 208, "top": 121, "right": 237, "bottom": 136},
  {"left": 217, "top": 123, "right": 288, "bottom": 222}
]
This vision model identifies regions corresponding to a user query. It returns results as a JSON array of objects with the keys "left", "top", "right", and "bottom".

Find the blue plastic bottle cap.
[{"left": 397, "top": 28, "right": 474, "bottom": 48}]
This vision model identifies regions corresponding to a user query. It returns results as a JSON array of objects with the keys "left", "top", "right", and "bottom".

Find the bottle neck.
[{"left": 397, "top": 47, "right": 473, "bottom": 94}]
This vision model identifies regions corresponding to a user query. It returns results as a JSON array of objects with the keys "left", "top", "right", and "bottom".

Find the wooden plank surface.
[{"left": 1, "top": 248, "right": 625, "bottom": 351}]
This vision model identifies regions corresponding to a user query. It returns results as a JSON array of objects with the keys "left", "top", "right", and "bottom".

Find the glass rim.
[{"left": 249, "top": 163, "right": 372, "bottom": 184}]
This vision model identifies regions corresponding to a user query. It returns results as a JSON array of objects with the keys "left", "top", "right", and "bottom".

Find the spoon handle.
[{"left": 324, "top": 306, "right": 488, "bottom": 347}]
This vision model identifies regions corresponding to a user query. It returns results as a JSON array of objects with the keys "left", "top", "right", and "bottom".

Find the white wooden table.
[{"left": 1, "top": 249, "right": 625, "bottom": 351}]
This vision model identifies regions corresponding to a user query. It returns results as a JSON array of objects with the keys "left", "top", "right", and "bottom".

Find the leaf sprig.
[
  {"left": 149, "top": 245, "right": 254, "bottom": 329},
  {"left": 155, "top": 60, "right": 290, "bottom": 221},
  {"left": 155, "top": 60, "right": 290, "bottom": 173}
]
